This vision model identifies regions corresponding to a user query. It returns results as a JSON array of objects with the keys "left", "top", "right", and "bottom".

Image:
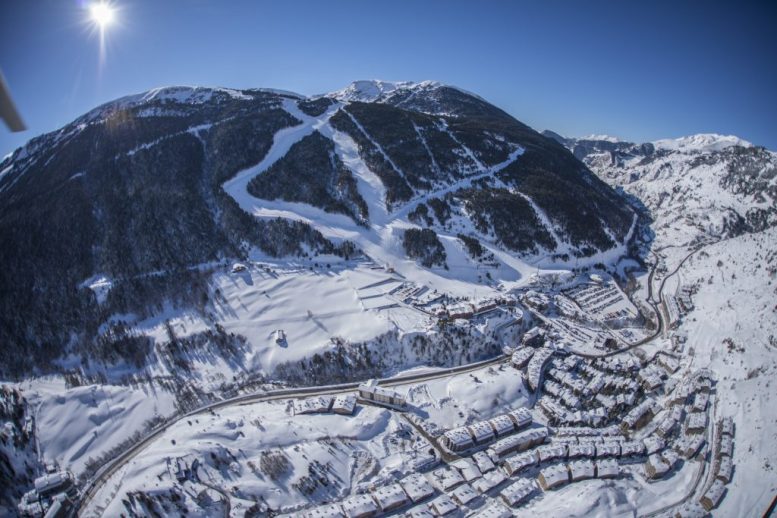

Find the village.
[
  {"left": 275, "top": 271, "right": 734, "bottom": 517},
  {"left": 19, "top": 264, "right": 735, "bottom": 518}
]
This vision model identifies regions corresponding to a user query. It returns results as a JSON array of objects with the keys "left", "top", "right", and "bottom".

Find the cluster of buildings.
[
  {"left": 700, "top": 417, "right": 736, "bottom": 511},
  {"left": 525, "top": 347, "right": 555, "bottom": 391},
  {"left": 303, "top": 472, "right": 436, "bottom": 518},
  {"left": 520, "top": 291, "right": 550, "bottom": 312},
  {"left": 431, "top": 295, "right": 517, "bottom": 321},
  {"left": 294, "top": 394, "right": 357, "bottom": 416},
  {"left": 563, "top": 278, "right": 628, "bottom": 318},
  {"left": 357, "top": 380, "right": 406, "bottom": 409},
  {"left": 438, "top": 408, "right": 532, "bottom": 453},
  {"left": 520, "top": 348, "right": 648, "bottom": 428},
  {"left": 18, "top": 471, "right": 76, "bottom": 518}
]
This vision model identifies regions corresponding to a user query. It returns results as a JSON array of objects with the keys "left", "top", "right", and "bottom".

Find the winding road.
[{"left": 75, "top": 354, "right": 508, "bottom": 516}]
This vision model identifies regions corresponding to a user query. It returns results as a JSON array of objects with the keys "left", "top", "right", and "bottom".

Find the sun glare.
[{"left": 90, "top": 2, "right": 115, "bottom": 28}]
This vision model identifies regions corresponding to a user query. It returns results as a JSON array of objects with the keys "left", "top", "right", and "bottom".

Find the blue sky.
[{"left": 2, "top": 0, "right": 776, "bottom": 156}]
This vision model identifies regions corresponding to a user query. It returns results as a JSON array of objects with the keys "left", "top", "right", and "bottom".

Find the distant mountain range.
[{"left": 543, "top": 130, "right": 776, "bottom": 248}]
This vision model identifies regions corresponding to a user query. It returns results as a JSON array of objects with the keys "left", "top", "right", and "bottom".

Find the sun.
[{"left": 90, "top": 2, "right": 115, "bottom": 29}]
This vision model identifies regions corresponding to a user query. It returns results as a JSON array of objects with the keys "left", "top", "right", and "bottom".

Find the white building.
[
  {"left": 294, "top": 395, "right": 334, "bottom": 415},
  {"left": 474, "top": 501, "right": 513, "bottom": 518},
  {"left": 358, "top": 380, "right": 406, "bottom": 408},
  {"left": 643, "top": 435, "right": 666, "bottom": 455},
  {"left": 451, "top": 459, "right": 482, "bottom": 483},
  {"left": 399, "top": 474, "right": 435, "bottom": 504},
  {"left": 567, "top": 442, "right": 596, "bottom": 459},
  {"left": 428, "top": 494, "right": 457, "bottom": 516},
  {"left": 500, "top": 478, "right": 535, "bottom": 507},
  {"left": 429, "top": 467, "right": 465, "bottom": 492},
  {"left": 472, "top": 451, "right": 496, "bottom": 473},
  {"left": 449, "top": 483, "right": 478, "bottom": 506},
  {"left": 568, "top": 459, "right": 596, "bottom": 482},
  {"left": 502, "top": 451, "right": 538, "bottom": 477},
  {"left": 596, "top": 458, "right": 620, "bottom": 479},
  {"left": 332, "top": 394, "right": 357, "bottom": 415},
  {"left": 487, "top": 427, "right": 548, "bottom": 460},
  {"left": 537, "top": 464, "right": 569, "bottom": 490},
  {"left": 596, "top": 442, "right": 621, "bottom": 458},
  {"left": 507, "top": 407, "right": 532, "bottom": 430},
  {"left": 537, "top": 444, "right": 567, "bottom": 463},
  {"left": 440, "top": 427, "right": 474, "bottom": 453},
  {"left": 371, "top": 483, "right": 409, "bottom": 512},
  {"left": 645, "top": 453, "right": 670, "bottom": 479},
  {"left": 472, "top": 470, "right": 506, "bottom": 494},
  {"left": 341, "top": 494, "right": 379, "bottom": 518},
  {"left": 717, "top": 455, "right": 734, "bottom": 484},
  {"left": 469, "top": 421, "right": 496, "bottom": 445},
  {"left": 489, "top": 415, "right": 516, "bottom": 437},
  {"left": 700, "top": 479, "right": 727, "bottom": 511},
  {"left": 304, "top": 503, "right": 345, "bottom": 518},
  {"left": 686, "top": 412, "right": 707, "bottom": 434}
]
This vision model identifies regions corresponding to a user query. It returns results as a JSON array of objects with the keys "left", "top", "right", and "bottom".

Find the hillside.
[
  {"left": 0, "top": 81, "right": 635, "bottom": 378},
  {"left": 544, "top": 131, "right": 777, "bottom": 248}
]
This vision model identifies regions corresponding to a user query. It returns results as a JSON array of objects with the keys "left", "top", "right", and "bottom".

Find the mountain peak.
[
  {"left": 327, "top": 79, "right": 442, "bottom": 102},
  {"left": 652, "top": 133, "right": 753, "bottom": 153}
]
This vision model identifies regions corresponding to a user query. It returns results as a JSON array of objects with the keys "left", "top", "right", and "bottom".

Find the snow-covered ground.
[
  {"left": 21, "top": 378, "right": 177, "bottom": 477},
  {"left": 672, "top": 227, "right": 777, "bottom": 515},
  {"left": 6, "top": 91, "right": 776, "bottom": 517}
]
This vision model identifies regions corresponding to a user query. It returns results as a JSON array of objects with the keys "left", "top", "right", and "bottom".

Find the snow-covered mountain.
[
  {"left": 2, "top": 81, "right": 776, "bottom": 517},
  {"left": 544, "top": 131, "right": 776, "bottom": 248},
  {"left": 0, "top": 80, "right": 635, "bottom": 379}
]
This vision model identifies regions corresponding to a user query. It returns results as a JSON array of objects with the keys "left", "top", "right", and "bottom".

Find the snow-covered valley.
[{"left": 1, "top": 82, "right": 775, "bottom": 518}]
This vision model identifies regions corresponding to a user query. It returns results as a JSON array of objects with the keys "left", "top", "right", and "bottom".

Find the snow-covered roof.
[
  {"left": 429, "top": 494, "right": 457, "bottom": 516},
  {"left": 503, "top": 451, "right": 538, "bottom": 476},
  {"left": 596, "top": 458, "right": 620, "bottom": 478},
  {"left": 537, "top": 444, "right": 567, "bottom": 462},
  {"left": 400, "top": 473, "right": 435, "bottom": 503},
  {"left": 371, "top": 483, "right": 409, "bottom": 510},
  {"left": 643, "top": 435, "right": 666, "bottom": 455},
  {"left": 294, "top": 395, "right": 333, "bottom": 415},
  {"left": 472, "top": 451, "right": 496, "bottom": 473},
  {"left": 719, "top": 434, "right": 734, "bottom": 457},
  {"left": 596, "top": 442, "right": 621, "bottom": 458},
  {"left": 686, "top": 412, "right": 707, "bottom": 432},
  {"left": 567, "top": 443, "right": 596, "bottom": 459},
  {"left": 701, "top": 479, "right": 727, "bottom": 509},
  {"left": 500, "top": 478, "right": 535, "bottom": 506},
  {"left": 720, "top": 416, "right": 735, "bottom": 437},
  {"left": 442, "top": 427, "right": 474, "bottom": 447},
  {"left": 468, "top": 421, "right": 495, "bottom": 443},
  {"left": 33, "top": 471, "right": 71, "bottom": 493},
  {"left": 304, "top": 503, "right": 345, "bottom": 518},
  {"left": 331, "top": 394, "right": 356, "bottom": 414},
  {"left": 507, "top": 407, "right": 532, "bottom": 428},
  {"left": 717, "top": 455, "right": 733, "bottom": 481},
  {"left": 488, "top": 427, "right": 547, "bottom": 458},
  {"left": 430, "top": 467, "right": 465, "bottom": 491},
  {"left": 473, "top": 501, "right": 513, "bottom": 518},
  {"left": 489, "top": 415, "right": 515, "bottom": 436},
  {"left": 451, "top": 459, "right": 482, "bottom": 482},
  {"left": 472, "top": 470, "right": 506, "bottom": 493},
  {"left": 450, "top": 483, "right": 478, "bottom": 505},
  {"left": 646, "top": 453, "right": 670, "bottom": 478},
  {"left": 569, "top": 459, "right": 596, "bottom": 480},
  {"left": 340, "top": 494, "right": 378, "bottom": 518},
  {"left": 538, "top": 464, "right": 569, "bottom": 488},
  {"left": 620, "top": 441, "right": 645, "bottom": 457}
]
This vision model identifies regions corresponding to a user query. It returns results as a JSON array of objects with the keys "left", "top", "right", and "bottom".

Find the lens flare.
[{"left": 90, "top": 2, "right": 115, "bottom": 28}]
